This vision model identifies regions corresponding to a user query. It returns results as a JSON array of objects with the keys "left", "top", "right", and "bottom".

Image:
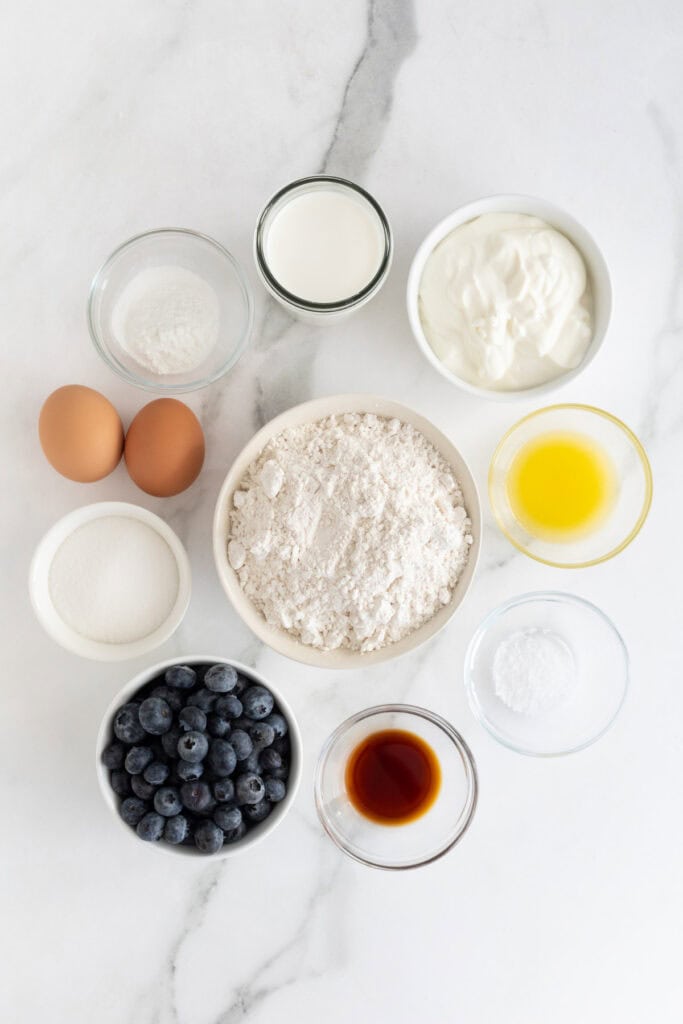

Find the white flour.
[
  {"left": 112, "top": 265, "right": 219, "bottom": 375},
  {"left": 228, "top": 413, "right": 473, "bottom": 652}
]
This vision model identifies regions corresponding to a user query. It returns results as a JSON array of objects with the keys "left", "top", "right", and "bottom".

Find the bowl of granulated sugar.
[{"left": 29, "top": 502, "right": 191, "bottom": 661}]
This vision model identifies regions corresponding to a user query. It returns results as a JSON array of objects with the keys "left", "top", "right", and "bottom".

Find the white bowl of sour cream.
[{"left": 406, "top": 195, "right": 612, "bottom": 401}]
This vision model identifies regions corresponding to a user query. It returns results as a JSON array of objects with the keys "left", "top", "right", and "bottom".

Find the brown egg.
[
  {"left": 39, "top": 385, "right": 124, "bottom": 482},
  {"left": 124, "top": 399, "right": 205, "bottom": 497}
]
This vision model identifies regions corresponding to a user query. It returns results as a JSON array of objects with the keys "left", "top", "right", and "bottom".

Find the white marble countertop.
[{"left": 3, "top": 2, "right": 682, "bottom": 1021}]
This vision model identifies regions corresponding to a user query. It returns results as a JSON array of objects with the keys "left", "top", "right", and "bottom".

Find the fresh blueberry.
[
  {"left": 244, "top": 799, "right": 272, "bottom": 824},
  {"left": 124, "top": 746, "right": 154, "bottom": 775},
  {"left": 139, "top": 696, "right": 173, "bottom": 735},
  {"left": 163, "top": 815, "right": 189, "bottom": 845},
  {"left": 131, "top": 775, "right": 157, "bottom": 800},
  {"left": 186, "top": 688, "right": 217, "bottom": 713},
  {"left": 231, "top": 717, "right": 254, "bottom": 733},
  {"left": 241, "top": 686, "right": 274, "bottom": 720},
  {"left": 207, "top": 713, "right": 231, "bottom": 738},
  {"left": 165, "top": 664, "right": 197, "bottom": 689},
  {"left": 149, "top": 684, "right": 183, "bottom": 713},
  {"left": 215, "top": 694, "right": 243, "bottom": 720},
  {"left": 179, "top": 706, "right": 207, "bottom": 733},
  {"left": 229, "top": 729, "right": 253, "bottom": 761},
  {"left": 265, "top": 712, "right": 288, "bottom": 739},
  {"left": 144, "top": 761, "right": 169, "bottom": 786},
  {"left": 213, "top": 778, "right": 235, "bottom": 803},
  {"left": 161, "top": 727, "right": 182, "bottom": 759},
  {"left": 194, "top": 820, "right": 223, "bottom": 854},
  {"left": 110, "top": 770, "right": 131, "bottom": 797},
  {"left": 180, "top": 781, "right": 213, "bottom": 813},
  {"left": 207, "top": 739, "right": 237, "bottom": 778},
  {"left": 214, "top": 805, "right": 242, "bottom": 831},
  {"left": 224, "top": 821, "right": 247, "bottom": 844},
  {"left": 272, "top": 735, "right": 290, "bottom": 757},
  {"left": 267, "top": 765, "right": 289, "bottom": 781},
  {"left": 154, "top": 787, "right": 182, "bottom": 817},
  {"left": 250, "top": 722, "right": 275, "bottom": 750},
  {"left": 119, "top": 797, "right": 147, "bottom": 827},
  {"left": 177, "top": 731, "right": 209, "bottom": 763},
  {"left": 136, "top": 812, "right": 164, "bottom": 842},
  {"left": 233, "top": 674, "right": 249, "bottom": 696},
  {"left": 101, "top": 742, "right": 125, "bottom": 770},
  {"left": 241, "top": 750, "right": 261, "bottom": 774},
  {"left": 264, "top": 777, "right": 286, "bottom": 803},
  {"left": 259, "top": 748, "right": 282, "bottom": 773},
  {"left": 235, "top": 773, "right": 265, "bottom": 806},
  {"left": 113, "top": 703, "right": 145, "bottom": 744},
  {"left": 204, "top": 664, "right": 238, "bottom": 693},
  {"left": 177, "top": 759, "right": 204, "bottom": 782}
]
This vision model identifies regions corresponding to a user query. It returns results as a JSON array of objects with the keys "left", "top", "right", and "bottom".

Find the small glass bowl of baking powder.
[{"left": 88, "top": 228, "right": 253, "bottom": 394}]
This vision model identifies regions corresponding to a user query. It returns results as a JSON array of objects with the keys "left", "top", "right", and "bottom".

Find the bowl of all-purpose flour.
[
  {"left": 213, "top": 396, "right": 481, "bottom": 668},
  {"left": 88, "top": 228, "right": 253, "bottom": 394}
]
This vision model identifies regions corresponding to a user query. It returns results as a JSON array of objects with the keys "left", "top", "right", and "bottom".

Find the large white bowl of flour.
[{"left": 213, "top": 395, "right": 481, "bottom": 668}]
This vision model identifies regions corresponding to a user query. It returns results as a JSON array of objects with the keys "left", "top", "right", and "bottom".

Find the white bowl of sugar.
[{"left": 29, "top": 502, "right": 191, "bottom": 661}]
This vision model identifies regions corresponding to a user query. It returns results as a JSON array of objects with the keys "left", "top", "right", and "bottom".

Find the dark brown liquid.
[{"left": 345, "top": 729, "right": 441, "bottom": 825}]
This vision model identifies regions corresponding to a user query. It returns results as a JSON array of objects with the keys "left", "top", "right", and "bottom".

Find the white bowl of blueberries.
[{"left": 96, "top": 656, "right": 302, "bottom": 856}]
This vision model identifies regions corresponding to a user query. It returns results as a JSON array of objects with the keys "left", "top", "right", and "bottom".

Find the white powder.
[
  {"left": 228, "top": 413, "right": 473, "bottom": 653},
  {"left": 49, "top": 516, "right": 180, "bottom": 643},
  {"left": 493, "top": 628, "right": 576, "bottom": 714},
  {"left": 112, "top": 265, "right": 219, "bottom": 375}
]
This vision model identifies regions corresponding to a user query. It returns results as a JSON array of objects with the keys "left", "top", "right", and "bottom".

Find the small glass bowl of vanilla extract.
[{"left": 315, "top": 705, "right": 478, "bottom": 870}]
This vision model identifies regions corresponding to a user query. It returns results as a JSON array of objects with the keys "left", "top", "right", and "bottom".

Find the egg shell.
[
  {"left": 38, "top": 385, "right": 124, "bottom": 482},
  {"left": 124, "top": 399, "right": 205, "bottom": 497}
]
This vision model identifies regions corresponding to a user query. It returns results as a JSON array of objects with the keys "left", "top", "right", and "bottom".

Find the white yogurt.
[{"left": 418, "top": 212, "right": 593, "bottom": 391}]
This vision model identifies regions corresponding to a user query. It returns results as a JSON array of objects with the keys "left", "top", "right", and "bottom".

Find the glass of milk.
[{"left": 254, "top": 176, "right": 392, "bottom": 323}]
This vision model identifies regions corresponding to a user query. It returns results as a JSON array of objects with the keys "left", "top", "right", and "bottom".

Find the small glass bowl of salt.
[
  {"left": 88, "top": 228, "right": 253, "bottom": 394},
  {"left": 464, "top": 591, "right": 628, "bottom": 756}
]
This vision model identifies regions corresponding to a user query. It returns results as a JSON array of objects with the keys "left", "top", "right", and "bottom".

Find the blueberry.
[
  {"left": 124, "top": 746, "right": 154, "bottom": 775},
  {"left": 204, "top": 664, "right": 238, "bottom": 693},
  {"left": 149, "top": 684, "right": 183, "bottom": 713},
  {"left": 194, "top": 820, "right": 223, "bottom": 854},
  {"left": 154, "top": 787, "right": 182, "bottom": 817},
  {"left": 241, "top": 686, "right": 274, "bottom": 720},
  {"left": 207, "top": 739, "right": 237, "bottom": 778},
  {"left": 250, "top": 722, "right": 275, "bottom": 750},
  {"left": 215, "top": 695, "right": 243, "bottom": 720},
  {"left": 131, "top": 775, "right": 157, "bottom": 800},
  {"left": 265, "top": 712, "right": 288, "bottom": 739},
  {"left": 139, "top": 697, "right": 173, "bottom": 736},
  {"left": 214, "top": 805, "right": 242, "bottom": 831},
  {"left": 241, "top": 750, "right": 261, "bottom": 774},
  {"left": 267, "top": 765, "right": 289, "bottom": 781},
  {"left": 142, "top": 761, "right": 168, "bottom": 786},
  {"left": 272, "top": 735, "right": 291, "bottom": 757},
  {"left": 207, "top": 713, "right": 231, "bottom": 738},
  {"left": 224, "top": 820, "right": 247, "bottom": 844},
  {"left": 229, "top": 729, "right": 253, "bottom": 762},
  {"left": 180, "top": 781, "right": 213, "bottom": 813},
  {"left": 194, "top": 798, "right": 218, "bottom": 819},
  {"left": 233, "top": 674, "right": 249, "bottom": 696},
  {"left": 264, "top": 777, "right": 286, "bottom": 803},
  {"left": 232, "top": 717, "right": 254, "bottom": 733},
  {"left": 101, "top": 742, "right": 125, "bottom": 770},
  {"left": 177, "top": 731, "right": 209, "bottom": 763},
  {"left": 119, "top": 797, "right": 147, "bottom": 827},
  {"left": 161, "top": 727, "right": 182, "bottom": 759},
  {"left": 259, "top": 748, "right": 282, "bottom": 773},
  {"left": 164, "top": 815, "right": 189, "bottom": 845},
  {"left": 165, "top": 664, "right": 197, "bottom": 689},
  {"left": 213, "top": 778, "right": 235, "bottom": 803},
  {"left": 110, "top": 770, "right": 131, "bottom": 797},
  {"left": 244, "top": 799, "right": 272, "bottom": 824},
  {"left": 235, "top": 773, "right": 265, "bottom": 806},
  {"left": 113, "top": 703, "right": 145, "bottom": 744},
  {"left": 186, "top": 688, "right": 217, "bottom": 713},
  {"left": 177, "top": 759, "right": 204, "bottom": 782},
  {"left": 136, "top": 812, "right": 164, "bottom": 842},
  {"left": 179, "top": 706, "right": 207, "bottom": 733}
]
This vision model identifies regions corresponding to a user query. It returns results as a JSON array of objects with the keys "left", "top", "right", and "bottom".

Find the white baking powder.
[
  {"left": 228, "top": 413, "right": 473, "bottom": 653},
  {"left": 493, "top": 628, "right": 576, "bottom": 714},
  {"left": 48, "top": 516, "right": 180, "bottom": 643},
  {"left": 112, "top": 265, "right": 219, "bottom": 375}
]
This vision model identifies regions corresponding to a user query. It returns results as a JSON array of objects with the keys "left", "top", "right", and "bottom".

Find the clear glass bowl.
[
  {"left": 315, "top": 705, "right": 478, "bottom": 869},
  {"left": 88, "top": 228, "right": 253, "bottom": 393},
  {"left": 465, "top": 592, "right": 629, "bottom": 756},
  {"left": 489, "top": 404, "right": 652, "bottom": 567}
]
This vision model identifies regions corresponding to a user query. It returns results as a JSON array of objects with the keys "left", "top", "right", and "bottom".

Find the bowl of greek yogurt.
[{"left": 406, "top": 195, "right": 612, "bottom": 401}]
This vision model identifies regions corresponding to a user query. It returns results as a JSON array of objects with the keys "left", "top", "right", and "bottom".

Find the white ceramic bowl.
[
  {"left": 406, "top": 194, "right": 612, "bottom": 402},
  {"left": 213, "top": 394, "right": 482, "bottom": 668},
  {"left": 29, "top": 502, "right": 191, "bottom": 661},
  {"left": 96, "top": 655, "right": 303, "bottom": 858}
]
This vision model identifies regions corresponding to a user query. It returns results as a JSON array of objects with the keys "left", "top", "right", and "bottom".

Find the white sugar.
[{"left": 493, "top": 628, "right": 577, "bottom": 715}]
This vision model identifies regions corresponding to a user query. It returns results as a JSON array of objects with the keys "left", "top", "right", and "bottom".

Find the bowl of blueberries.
[{"left": 96, "top": 656, "right": 302, "bottom": 856}]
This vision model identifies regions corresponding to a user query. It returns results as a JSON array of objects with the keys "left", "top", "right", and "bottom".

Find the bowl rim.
[
  {"left": 28, "top": 501, "right": 191, "bottom": 661},
  {"left": 87, "top": 226, "right": 254, "bottom": 395},
  {"left": 313, "top": 703, "right": 479, "bottom": 870},
  {"left": 95, "top": 654, "right": 303, "bottom": 858},
  {"left": 463, "top": 590, "right": 630, "bottom": 757},
  {"left": 406, "top": 193, "right": 613, "bottom": 402},
  {"left": 488, "top": 403, "right": 653, "bottom": 568},
  {"left": 212, "top": 394, "right": 482, "bottom": 669}
]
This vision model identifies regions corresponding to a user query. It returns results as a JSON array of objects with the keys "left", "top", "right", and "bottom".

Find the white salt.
[{"left": 493, "top": 628, "right": 576, "bottom": 715}]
